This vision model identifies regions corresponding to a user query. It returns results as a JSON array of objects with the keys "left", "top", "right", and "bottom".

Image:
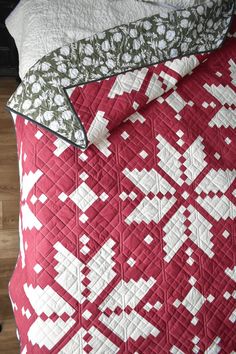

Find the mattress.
[{"left": 5, "top": 0, "right": 236, "bottom": 353}]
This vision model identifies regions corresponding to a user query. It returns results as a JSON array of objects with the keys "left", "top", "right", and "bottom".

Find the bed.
[{"left": 5, "top": 1, "right": 236, "bottom": 353}]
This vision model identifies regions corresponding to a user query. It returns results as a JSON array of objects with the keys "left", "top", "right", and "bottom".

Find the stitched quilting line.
[
  {"left": 18, "top": 56, "right": 234, "bottom": 262},
  {"left": 11, "top": 29, "right": 236, "bottom": 352},
  {"left": 68, "top": 54, "right": 206, "bottom": 149}
]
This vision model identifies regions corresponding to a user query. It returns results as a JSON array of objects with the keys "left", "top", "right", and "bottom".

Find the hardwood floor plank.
[
  {"left": 0, "top": 133, "right": 18, "bottom": 146},
  {"left": 0, "top": 166, "right": 19, "bottom": 201},
  {"left": 0, "top": 147, "right": 18, "bottom": 165},
  {"left": 1, "top": 201, "right": 19, "bottom": 229},
  {"left": 0, "top": 78, "right": 18, "bottom": 96},
  {"left": 0, "top": 201, "right": 3, "bottom": 229},
  {"left": 0, "top": 258, "right": 17, "bottom": 292},
  {"left": 0, "top": 77, "right": 20, "bottom": 353},
  {"left": 0, "top": 119, "right": 15, "bottom": 133},
  {"left": 0, "top": 230, "right": 19, "bottom": 259},
  {"left": 0, "top": 319, "right": 19, "bottom": 354}
]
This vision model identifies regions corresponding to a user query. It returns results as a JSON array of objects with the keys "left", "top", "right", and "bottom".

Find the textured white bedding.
[{"left": 6, "top": 0, "right": 207, "bottom": 79}]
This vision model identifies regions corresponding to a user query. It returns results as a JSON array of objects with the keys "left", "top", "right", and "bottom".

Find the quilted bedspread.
[{"left": 6, "top": 1, "right": 236, "bottom": 353}]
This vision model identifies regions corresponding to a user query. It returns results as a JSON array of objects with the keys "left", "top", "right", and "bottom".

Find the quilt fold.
[
  {"left": 66, "top": 55, "right": 204, "bottom": 148},
  {"left": 6, "top": 0, "right": 235, "bottom": 148}
]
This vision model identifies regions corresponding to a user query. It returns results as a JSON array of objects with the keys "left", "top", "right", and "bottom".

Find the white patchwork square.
[
  {"left": 170, "top": 346, "right": 184, "bottom": 354},
  {"left": 132, "top": 101, "right": 139, "bottom": 110},
  {"left": 224, "top": 291, "right": 231, "bottom": 300},
  {"left": 81, "top": 245, "right": 90, "bottom": 254},
  {"left": 191, "top": 317, "right": 199, "bottom": 325},
  {"left": 35, "top": 131, "right": 43, "bottom": 139},
  {"left": 177, "top": 139, "right": 184, "bottom": 147},
  {"left": 58, "top": 192, "right": 68, "bottom": 202},
  {"left": 154, "top": 301, "right": 162, "bottom": 310},
  {"left": 30, "top": 195, "right": 37, "bottom": 205},
  {"left": 82, "top": 310, "right": 92, "bottom": 320},
  {"left": 100, "top": 192, "right": 108, "bottom": 201},
  {"left": 214, "top": 153, "right": 221, "bottom": 160},
  {"left": 192, "top": 336, "right": 200, "bottom": 344},
  {"left": 175, "top": 114, "right": 182, "bottom": 120},
  {"left": 80, "top": 172, "right": 89, "bottom": 181},
  {"left": 222, "top": 230, "right": 230, "bottom": 239},
  {"left": 119, "top": 192, "right": 128, "bottom": 201},
  {"left": 39, "top": 194, "right": 47, "bottom": 203},
  {"left": 210, "top": 102, "right": 216, "bottom": 108},
  {"left": 182, "top": 192, "right": 190, "bottom": 200},
  {"left": 144, "top": 235, "right": 153, "bottom": 244},
  {"left": 166, "top": 91, "right": 187, "bottom": 113},
  {"left": 129, "top": 192, "right": 137, "bottom": 200},
  {"left": 193, "top": 346, "right": 200, "bottom": 354},
  {"left": 173, "top": 299, "right": 181, "bottom": 308},
  {"left": 139, "top": 150, "right": 148, "bottom": 159},
  {"left": 207, "top": 294, "right": 215, "bottom": 303},
  {"left": 143, "top": 302, "right": 152, "bottom": 312},
  {"left": 80, "top": 235, "right": 89, "bottom": 244},
  {"left": 34, "top": 264, "right": 43, "bottom": 273},
  {"left": 182, "top": 287, "right": 205, "bottom": 315},
  {"left": 121, "top": 131, "right": 129, "bottom": 140},
  {"left": 157, "top": 97, "right": 165, "bottom": 104},
  {"left": 179, "top": 205, "right": 186, "bottom": 214},
  {"left": 79, "top": 214, "right": 89, "bottom": 223},
  {"left": 202, "top": 102, "right": 209, "bottom": 108},
  {"left": 176, "top": 130, "right": 184, "bottom": 137},
  {"left": 25, "top": 309, "right": 31, "bottom": 319},
  {"left": 186, "top": 248, "right": 193, "bottom": 256},
  {"left": 79, "top": 153, "right": 88, "bottom": 161},
  {"left": 70, "top": 183, "right": 98, "bottom": 212},
  {"left": 187, "top": 257, "right": 194, "bottom": 266},
  {"left": 127, "top": 257, "right": 136, "bottom": 267},
  {"left": 225, "top": 137, "right": 232, "bottom": 145},
  {"left": 189, "top": 277, "right": 197, "bottom": 286}
]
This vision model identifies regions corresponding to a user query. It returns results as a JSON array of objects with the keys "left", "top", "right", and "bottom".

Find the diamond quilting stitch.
[
  {"left": 123, "top": 133, "right": 235, "bottom": 263},
  {"left": 8, "top": 21, "right": 236, "bottom": 353},
  {"left": 204, "top": 59, "right": 236, "bottom": 129},
  {"left": 23, "top": 238, "right": 160, "bottom": 350}
]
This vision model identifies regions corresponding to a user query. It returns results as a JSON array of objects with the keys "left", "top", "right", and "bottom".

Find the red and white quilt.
[{"left": 7, "top": 4, "right": 236, "bottom": 354}]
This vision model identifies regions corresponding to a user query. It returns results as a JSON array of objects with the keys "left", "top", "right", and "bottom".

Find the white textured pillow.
[{"left": 6, "top": 0, "right": 208, "bottom": 79}]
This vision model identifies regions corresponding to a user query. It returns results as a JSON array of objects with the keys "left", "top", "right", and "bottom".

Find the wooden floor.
[{"left": 0, "top": 77, "right": 20, "bottom": 353}]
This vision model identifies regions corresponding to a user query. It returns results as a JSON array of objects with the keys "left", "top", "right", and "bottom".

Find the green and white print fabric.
[{"left": 7, "top": 0, "right": 235, "bottom": 148}]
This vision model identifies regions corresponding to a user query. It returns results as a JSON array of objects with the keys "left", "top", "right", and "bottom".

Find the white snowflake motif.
[
  {"left": 23, "top": 239, "right": 159, "bottom": 351},
  {"left": 123, "top": 134, "right": 236, "bottom": 263},
  {"left": 204, "top": 59, "right": 236, "bottom": 129}
]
